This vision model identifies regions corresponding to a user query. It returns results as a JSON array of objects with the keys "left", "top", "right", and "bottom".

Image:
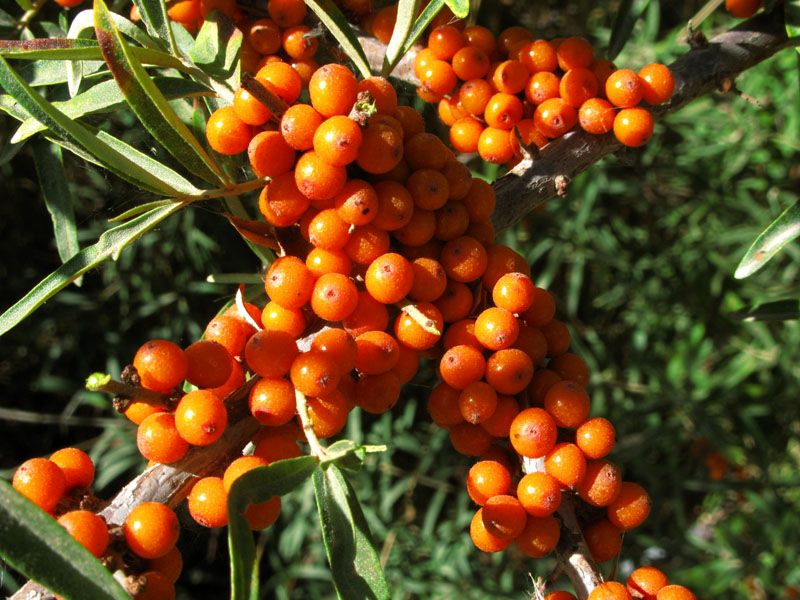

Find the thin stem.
[
  {"left": 85, "top": 372, "right": 170, "bottom": 405},
  {"left": 15, "top": 0, "right": 47, "bottom": 33},
  {"left": 295, "top": 389, "right": 328, "bottom": 459}
]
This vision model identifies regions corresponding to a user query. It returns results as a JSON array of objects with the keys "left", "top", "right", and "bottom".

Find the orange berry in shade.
[
  {"left": 534, "top": 98, "right": 578, "bottom": 139},
  {"left": 14, "top": 459, "right": 67, "bottom": 512},
  {"left": 435, "top": 202, "right": 470, "bottom": 242},
  {"left": 307, "top": 393, "right": 350, "bottom": 438},
  {"left": 449, "top": 117, "right": 484, "bottom": 154},
  {"left": 483, "top": 244, "right": 531, "bottom": 289},
  {"left": 394, "top": 303, "right": 444, "bottom": 350},
  {"left": 233, "top": 87, "right": 271, "bottom": 126},
  {"left": 482, "top": 495, "right": 527, "bottom": 540},
  {"left": 187, "top": 476, "right": 228, "bottom": 528},
  {"left": 309, "top": 64, "right": 358, "bottom": 117},
  {"left": 356, "top": 371, "right": 402, "bottom": 414},
  {"left": 184, "top": 340, "right": 233, "bottom": 389},
  {"left": 550, "top": 352, "right": 590, "bottom": 385},
  {"left": 409, "top": 257, "right": 447, "bottom": 303},
  {"left": 206, "top": 106, "right": 253, "bottom": 155},
  {"left": 463, "top": 25, "right": 496, "bottom": 55},
  {"left": 514, "top": 325, "right": 548, "bottom": 365},
  {"left": 545, "top": 442, "right": 587, "bottom": 488},
  {"left": 614, "top": 107, "right": 654, "bottom": 147},
  {"left": 497, "top": 26, "right": 532, "bottom": 56},
  {"left": 466, "top": 459, "right": 512, "bottom": 505},
  {"left": 264, "top": 256, "right": 315, "bottom": 310},
  {"left": 545, "top": 593, "right": 577, "bottom": 600},
  {"left": 587, "top": 581, "right": 632, "bottom": 600},
  {"left": 584, "top": 519, "right": 624, "bottom": 563},
  {"left": 267, "top": 0, "right": 306, "bottom": 27},
  {"left": 578, "top": 459, "right": 623, "bottom": 507},
  {"left": 248, "top": 131, "right": 296, "bottom": 179},
  {"left": 406, "top": 169, "right": 450, "bottom": 211},
  {"left": 607, "top": 482, "right": 651, "bottom": 530},
  {"left": 50, "top": 447, "right": 94, "bottom": 490},
  {"left": 515, "top": 514, "right": 560, "bottom": 557},
  {"left": 354, "top": 330, "right": 400, "bottom": 375},
  {"left": 210, "top": 358, "right": 246, "bottom": 401},
  {"left": 481, "top": 394, "right": 519, "bottom": 437},
  {"left": 137, "top": 413, "right": 190, "bottom": 464},
  {"left": 58, "top": 511, "right": 109, "bottom": 557},
  {"left": 470, "top": 508, "right": 512, "bottom": 553},
  {"left": 656, "top": 585, "right": 697, "bottom": 600},
  {"left": 541, "top": 319, "right": 571, "bottom": 357},
  {"left": 295, "top": 150, "right": 347, "bottom": 201},
  {"left": 509, "top": 407, "right": 557, "bottom": 458},
  {"left": 458, "top": 381, "right": 498, "bottom": 424},
  {"left": 475, "top": 307, "right": 521, "bottom": 351},
  {"left": 311, "top": 328, "right": 357, "bottom": 372},
  {"left": 427, "top": 382, "right": 465, "bottom": 427},
  {"left": 725, "top": 0, "right": 762, "bottom": 18},
  {"left": 485, "top": 348, "right": 534, "bottom": 395},
  {"left": 528, "top": 369, "right": 561, "bottom": 405},
  {"left": 526, "top": 71, "right": 561, "bottom": 106},
  {"left": 560, "top": 68, "right": 600, "bottom": 108},
  {"left": 247, "top": 19, "right": 281, "bottom": 55},
  {"left": 148, "top": 547, "right": 183, "bottom": 583},
  {"left": 253, "top": 428, "right": 302, "bottom": 463},
  {"left": 439, "top": 344, "right": 486, "bottom": 390},
  {"left": 519, "top": 40, "right": 558, "bottom": 73},
  {"left": 579, "top": 97, "right": 615, "bottom": 135},
  {"left": 452, "top": 46, "right": 490, "bottom": 81},
  {"left": 606, "top": 69, "right": 644, "bottom": 108},
  {"left": 249, "top": 378, "right": 296, "bottom": 426},
  {"left": 450, "top": 422, "right": 494, "bottom": 456},
  {"left": 557, "top": 36, "right": 594, "bottom": 71},
  {"left": 436, "top": 280, "right": 474, "bottom": 323},
  {"left": 174, "top": 390, "right": 228, "bottom": 446},
  {"left": 124, "top": 502, "right": 179, "bottom": 559},
  {"left": 638, "top": 63, "right": 675, "bottom": 105},
  {"left": 627, "top": 566, "right": 669, "bottom": 599},
  {"left": 133, "top": 339, "right": 188, "bottom": 394},
  {"left": 313, "top": 115, "right": 363, "bottom": 167},
  {"left": 290, "top": 351, "right": 341, "bottom": 397},
  {"left": 517, "top": 471, "right": 562, "bottom": 517},
  {"left": 282, "top": 25, "right": 318, "bottom": 60},
  {"left": 343, "top": 290, "right": 390, "bottom": 337},
  {"left": 364, "top": 252, "right": 414, "bottom": 304},
  {"left": 522, "top": 287, "right": 556, "bottom": 327},
  {"left": 543, "top": 380, "right": 591, "bottom": 428},
  {"left": 392, "top": 344, "right": 420, "bottom": 384},
  {"left": 280, "top": 103, "right": 324, "bottom": 151}
]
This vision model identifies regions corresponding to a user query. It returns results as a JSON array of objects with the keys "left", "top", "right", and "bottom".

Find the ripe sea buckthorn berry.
[
  {"left": 484, "top": 93, "right": 524, "bottom": 130},
  {"left": 584, "top": 519, "right": 623, "bottom": 563},
  {"left": 259, "top": 171, "right": 311, "bottom": 228},
  {"left": 427, "top": 382, "right": 465, "bottom": 427},
  {"left": 528, "top": 369, "right": 561, "bottom": 405},
  {"left": 370, "top": 4, "right": 397, "bottom": 43},
  {"left": 526, "top": 71, "right": 561, "bottom": 105},
  {"left": 452, "top": 46, "right": 490, "bottom": 81},
  {"left": 522, "top": 287, "right": 556, "bottom": 327},
  {"left": 58, "top": 511, "right": 109, "bottom": 557},
  {"left": 482, "top": 495, "right": 527, "bottom": 539},
  {"left": 435, "top": 280, "right": 474, "bottom": 322},
  {"left": 291, "top": 351, "right": 340, "bottom": 397},
  {"left": 435, "top": 202, "right": 470, "bottom": 241},
  {"left": 498, "top": 26, "right": 532, "bottom": 56},
  {"left": 392, "top": 344, "right": 420, "bottom": 383},
  {"left": 475, "top": 307, "right": 520, "bottom": 351},
  {"left": 307, "top": 392, "right": 350, "bottom": 438},
  {"left": 395, "top": 207, "right": 436, "bottom": 247},
  {"left": 450, "top": 422, "right": 494, "bottom": 456},
  {"left": 255, "top": 62, "right": 302, "bottom": 105},
  {"left": 517, "top": 471, "right": 562, "bottom": 517},
  {"left": 311, "top": 328, "right": 357, "bottom": 373},
  {"left": 725, "top": 0, "right": 762, "bottom": 18},
  {"left": 309, "top": 64, "right": 358, "bottom": 117},
  {"left": 125, "top": 401, "right": 166, "bottom": 425},
  {"left": 358, "top": 77, "right": 398, "bottom": 114},
  {"left": 343, "top": 290, "right": 390, "bottom": 337},
  {"left": 247, "top": 19, "right": 281, "bottom": 55},
  {"left": 124, "top": 502, "right": 179, "bottom": 559},
  {"left": 184, "top": 340, "right": 232, "bottom": 389},
  {"left": 261, "top": 301, "right": 306, "bottom": 338},
  {"left": 463, "top": 25, "right": 496, "bottom": 55},
  {"left": 485, "top": 348, "right": 533, "bottom": 395},
  {"left": 134, "top": 340, "right": 188, "bottom": 394},
  {"left": 333, "top": 179, "right": 377, "bottom": 226},
  {"left": 560, "top": 68, "right": 599, "bottom": 108},
  {"left": 419, "top": 60, "right": 458, "bottom": 97},
  {"left": 458, "top": 79, "right": 492, "bottom": 116},
  {"left": 233, "top": 87, "right": 270, "bottom": 126},
  {"left": 439, "top": 344, "right": 486, "bottom": 390},
  {"left": 519, "top": 40, "right": 558, "bottom": 73},
  {"left": 267, "top": 0, "right": 306, "bottom": 27},
  {"left": 606, "top": 69, "right": 643, "bottom": 108},
  {"left": 461, "top": 179, "right": 496, "bottom": 224},
  {"left": 188, "top": 476, "right": 228, "bottom": 528},
  {"left": 413, "top": 47, "right": 437, "bottom": 79},
  {"left": 627, "top": 566, "right": 669, "bottom": 599},
  {"left": 248, "top": 131, "right": 295, "bottom": 179},
  {"left": 515, "top": 514, "right": 560, "bottom": 557},
  {"left": 470, "top": 508, "right": 511, "bottom": 553},
  {"left": 467, "top": 460, "right": 512, "bottom": 505},
  {"left": 365, "top": 252, "right": 414, "bottom": 304},
  {"left": 428, "top": 25, "right": 465, "bottom": 60},
  {"left": 280, "top": 104, "right": 323, "bottom": 150},
  {"left": 579, "top": 97, "right": 615, "bottom": 134},
  {"left": 449, "top": 117, "right": 484, "bottom": 154},
  {"left": 458, "top": 381, "right": 498, "bottom": 424},
  {"left": 541, "top": 319, "right": 570, "bottom": 356},
  {"left": 656, "top": 585, "right": 697, "bottom": 600},
  {"left": 514, "top": 326, "right": 548, "bottom": 365},
  {"left": 354, "top": 330, "right": 400, "bottom": 374},
  {"left": 308, "top": 208, "right": 351, "bottom": 250},
  {"left": 249, "top": 378, "right": 296, "bottom": 426},
  {"left": 534, "top": 98, "right": 578, "bottom": 138},
  {"left": 405, "top": 132, "right": 450, "bottom": 171},
  {"left": 587, "top": 581, "right": 631, "bottom": 600},
  {"left": 206, "top": 106, "right": 253, "bottom": 155},
  {"left": 356, "top": 371, "right": 402, "bottom": 413},
  {"left": 313, "top": 115, "right": 363, "bottom": 166},
  {"left": 137, "top": 413, "right": 189, "bottom": 464},
  {"left": 50, "top": 448, "right": 94, "bottom": 490},
  {"left": 545, "top": 442, "right": 587, "bottom": 488},
  {"left": 407, "top": 169, "right": 450, "bottom": 211},
  {"left": 210, "top": 359, "right": 246, "bottom": 400},
  {"left": 492, "top": 272, "right": 535, "bottom": 314},
  {"left": 491, "top": 60, "right": 528, "bottom": 95},
  {"left": 243, "top": 495, "right": 282, "bottom": 530},
  {"left": 614, "top": 107, "right": 654, "bottom": 147},
  {"left": 200, "top": 0, "right": 242, "bottom": 21},
  {"left": 557, "top": 37, "right": 594, "bottom": 71},
  {"left": 509, "top": 407, "right": 557, "bottom": 458},
  {"left": 265, "top": 256, "right": 315, "bottom": 310},
  {"left": 295, "top": 150, "right": 347, "bottom": 201},
  {"left": 409, "top": 257, "right": 447, "bottom": 302},
  {"left": 394, "top": 303, "right": 443, "bottom": 351},
  {"left": 440, "top": 236, "right": 488, "bottom": 283},
  {"left": 483, "top": 244, "right": 530, "bottom": 290},
  {"left": 638, "top": 63, "right": 675, "bottom": 105},
  {"left": 607, "top": 482, "right": 651, "bottom": 530},
  {"left": 550, "top": 352, "right": 589, "bottom": 385},
  {"left": 306, "top": 248, "right": 352, "bottom": 277},
  {"left": 356, "top": 120, "right": 404, "bottom": 174},
  {"left": 546, "top": 593, "right": 577, "bottom": 600},
  {"left": 253, "top": 428, "right": 302, "bottom": 463},
  {"left": 393, "top": 106, "right": 425, "bottom": 141},
  {"left": 282, "top": 25, "right": 318, "bottom": 60},
  {"left": 223, "top": 456, "right": 269, "bottom": 492},
  {"left": 148, "top": 547, "right": 183, "bottom": 583},
  {"left": 578, "top": 459, "right": 622, "bottom": 506},
  {"left": 481, "top": 394, "right": 519, "bottom": 437},
  {"left": 544, "top": 380, "right": 590, "bottom": 428},
  {"left": 442, "top": 159, "right": 472, "bottom": 201},
  {"left": 167, "top": 0, "right": 200, "bottom": 24},
  {"left": 175, "top": 390, "right": 228, "bottom": 446},
  {"left": 12, "top": 457, "right": 66, "bottom": 512}
]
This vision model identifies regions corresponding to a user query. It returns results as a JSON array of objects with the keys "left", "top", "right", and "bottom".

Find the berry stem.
[
  {"left": 14, "top": 0, "right": 47, "bottom": 33},
  {"left": 294, "top": 389, "right": 328, "bottom": 459},
  {"left": 85, "top": 372, "right": 171, "bottom": 406}
]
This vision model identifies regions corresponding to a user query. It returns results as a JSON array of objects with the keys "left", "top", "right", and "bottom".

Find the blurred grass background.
[{"left": 1, "top": 0, "right": 800, "bottom": 598}]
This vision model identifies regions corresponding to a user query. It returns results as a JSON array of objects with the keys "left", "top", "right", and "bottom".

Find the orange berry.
[
  {"left": 309, "top": 64, "right": 358, "bottom": 117},
  {"left": 409, "top": 257, "right": 447, "bottom": 302},
  {"left": 184, "top": 340, "right": 232, "bottom": 389},
  {"left": 290, "top": 351, "right": 340, "bottom": 397},
  {"left": 479, "top": 127, "right": 516, "bottom": 164},
  {"left": 449, "top": 117, "right": 484, "bottom": 154},
  {"left": 613, "top": 107, "right": 654, "bottom": 147},
  {"left": 481, "top": 394, "right": 519, "bottom": 437},
  {"left": 280, "top": 103, "right": 324, "bottom": 150},
  {"left": 449, "top": 422, "right": 494, "bottom": 456},
  {"left": 174, "top": 390, "right": 228, "bottom": 446},
  {"left": 222, "top": 456, "right": 269, "bottom": 493},
  {"left": 419, "top": 60, "right": 458, "bottom": 97},
  {"left": 357, "top": 120, "right": 405, "bottom": 174},
  {"left": 528, "top": 369, "right": 562, "bottom": 405},
  {"left": 579, "top": 97, "right": 615, "bottom": 134},
  {"left": 627, "top": 566, "right": 669, "bottom": 599},
  {"left": 248, "top": 131, "right": 296, "bottom": 179},
  {"left": 543, "top": 380, "right": 590, "bottom": 428},
  {"left": 470, "top": 508, "right": 511, "bottom": 553},
  {"left": 475, "top": 307, "right": 520, "bottom": 351},
  {"left": 187, "top": 476, "right": 228, "bottom": 528},
  {"left": 356, "top": 371, "right": 402, "bottom": 414},
  {"left": 392, "top": 344, "right": 420, "bottom": 384},
  {"left": 310, "top": 328, "right": 357, "bottom": 373},
  {"left": 514, "top": 514, "right": 560, "bottom": 557},
  {"left": 544, "top": 442, "right": 587, "bottom": 488},
  {"left": 584, "top": 520, "right": 623, "bottom": 563},
  {"left": 282, "top": 25, "right": 318, "bottom": 60},
  {"left": 549, "top": 353, "right": 589, "bottom": 385},
  {"left": 295, "top": 150, "right": 347, "bottom": 201},
  {"left": 306, "top": 393, "right": 350, "bottom": 438},
  {"left": 498, "top": 26, "right": 532, "bottom": 56},
  {"left": 557, "top": 37, "right": 594, "bottom": 71},
  {"left": 434, "top": 202, "right": 470, "bottom": 242},
  {"left": 485, "top": 348, "right": 534, "bottom": 395},
  {"left": 49, "top": 448, "right": 94, "bottom": 490},
  {"left": 252, "top": 428, "right": 302, "bottom": 463},
  {"left": 313, "top": 115, "right": 363, "bottom": 166},
  {"left": 541, "top": 318, "right": 571, "bottom": 356},
  {"left": 587, "top": 581, "right": 631, "bottom": 600},
  {"left": 521, "top": 287, "right": 555, "bottom": 327},
  {"left": 492, "top": 60, "right": 528, "bottom": 94},
  {"left": 560, "top": 67, "right": 599, "bottom": 108},
  {"left": 482, "top": 244, "right": 530, "bottom": 290},
  {"left": 458, "top": 381, "right": 498, "bottom": 424},
  {"left": 332, "top": 179, "right": 378, "bottom": 226},
  {"left": 607, "top": 482, "right": 651, "bottom": 530},
  {"left": 514, "top": 326, "right": 548, "bottom": 365},
  {"left": 125, "top": 401, "right": 167, "bottom": 426},
  {"left": 482, "top": 495, "right": 527, "bottom": 539},
  {"left": 248, "top": 19, "right": 281, "bottom": 55},
  {"left": 466, "top": 459, "right": 512, "bottom": 505},
  {"left": 267, "top": 0, "right": 306, "bottom": 27},
  {"left": 519, "top": 40, "right": 558, "bottom": 73},
  {"left": 310, "top": 272, "right": 359, "bottom": 322},
  {"left": 517, "top": 471, "right": 562, "bottom": 517},
  {"left": 407, "top": 169, "right": 449, "bottom": 211},
  {"left": 137, "top": 413, "right": 190, "bottom": 464},
  {"left": 261, "top": 301, "right": 306, "bottom": 338},
  {"left": 578, "top": 460, "right": 622, "bottom": 507},
  {"left": 265, "top": 256, "right": 314, "bottom": 310},
  {"left": 343, "top": 290, "right": 390, "bottom": 337},
  {"left": 435, "top": 280, "right": 474, "bottom": 323},
  {"left": 259, "top": 171, "right": 310, "bottom": 228},
  {"left": 428, "top": 25, "right": 465, "bottom": 60},
  {"left": 638, "top": 63, "right": 675, "bottom": 105},
  {"left": 249, "top": 378, "right": 296, "bottom": 426},
  {"left": 606, "top": 69, "right": 643, "bottom": 108},
  {"left": 458, "top": 79, "right": 493, "bottom": 116},
  {"left": 440, "top": 236, "right": 487, "bottom": 283},
  {"left": 124, "top": 502, "right": 179, "bottom": 559},
  {"left": 526, "top": 71, "right": 561, "bottom": 105},
  {"left": 306, "top": 247, "right": 352, "bottom": 277},
  {"left": 233, "top": 86, "right": 271, "bottom": 126},
  {"left": 545, "top": 593, "right": 577, "bottom": 600},
  {"left": 484, "top": 93, "right": 524, "bottom": 130},
  {"left": 452, "top": 46, "right": 490, "bottom": 81},
  {"left": 58, "top": 511, "right": 109, "bottom": 557},
  {"left": 206, "top": 106, "right": 253, "bottom": 155},
  {"left": 255, "top": 61, "right": 303, "bottom": 104},
  {"left": 492, "top": 272, "right": 535, "bottom": 313},
  {"left": 439, "top": 344, "right": 486, "bottom": 390},
  {"left": 365, "top": 252, "right": 414, "bottom": 304},
  {"left": 534, "top": 98, "right": 578, "bottom": 138},
  {"left": 148, "top": 547, "right": 183, "bottom": 583},
  {"left": 394, "top": 303, "right": 443, "bottom": 351},
  {"left": 656, "top": 585, "right": 697, "bottom": 600},
  {"left": 243, "top": 495, "right": 282, "bottom": 530},
  {"left": 354, "top": 330, "right": 400, "bottom": 375},
  {"left": 427, "top": 382, "right": 465, "bottom": 427},
  {"left": 463, "top": 25, "right": 496, "bottom": 55},
  {"left": 509, "top": 407, "right": 557, "bottom": 458},
  {"left": 133, "top": 340, "right": 188, "bottom": 394}
]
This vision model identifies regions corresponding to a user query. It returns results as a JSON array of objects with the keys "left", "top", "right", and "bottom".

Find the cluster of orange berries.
[
  {"left": 412, "top": 24, "right": 674, "bottom": 163},
  {"left": 584, "top": 566, "right": 697, "bottom": 600},
  {"left": 11, "top": 449, "right": 182, "bottom": 599}
]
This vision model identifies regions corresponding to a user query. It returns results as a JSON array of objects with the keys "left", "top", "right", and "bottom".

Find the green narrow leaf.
[
  {"left": 0, "top": 480, "right": 130, "bottom": 600},
  {"left": 608, "top": 0, "right": 652, "bottom": 59},
  {"left": 730, "top": 299, "right": 800, "bottom": 321},
  {"left": 131, "top": 0, "right": 178, "bottom": 55},
  {"left": 398, "top": 0, "right": 445, "bottom": 59},
  {"left": 303, "top": 0, "right": 372, "bottom": 79},
  {"left": 190, "top": 11, "right": 242, "bottom": 82},
  {"left": 443, "top": 0, "right": 469, "bottom": 18},
  {"left": 0, "top": 55, "right": 194, "bottom": 196},
  {"left": 94, "top": 0, "right": 226, "bottom": 186},
  {"left": 382, "top": 0, "right": 420, "bottom": 76},
  {"left": 0, "top": 38, "right": 105, "bottom": 60},
  {"left": 735, "top": 200, "right": 800, "bottom": 279},
  {"left": 313, "top": 465, "right": 390, "bottom": 600},
  {"left": 228, "top": 456, "right": 319, "bottom": 600},
  {"left": 0, "top": 202, "right": 183, "bottom": 337},
  {"left": 31, "top": 140, "right": 81, "bottom": 279}
]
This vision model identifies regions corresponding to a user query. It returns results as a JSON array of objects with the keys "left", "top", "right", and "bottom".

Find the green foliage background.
[{"left": 1, "top": 1, "right": 799, "bottom": 598}]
